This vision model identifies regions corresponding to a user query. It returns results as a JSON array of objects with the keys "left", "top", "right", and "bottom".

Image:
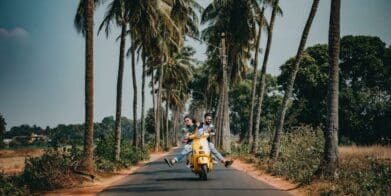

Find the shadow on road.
[
  {"left": 155, "top": 177, "right": 200, "bottom": 181},
  {"left": 131, "top": 169, "right": 189, "bottom": 176},
  {"left": 101, "top": 185, "right": 285, "bottom": 194}
]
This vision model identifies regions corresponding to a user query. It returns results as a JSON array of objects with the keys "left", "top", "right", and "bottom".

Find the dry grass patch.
[
  {"left": 0, "top": 148, "right": 44, "bottom": 175},
  {"left": 340, "top": 145, "right": 391, "bottom": 159}
]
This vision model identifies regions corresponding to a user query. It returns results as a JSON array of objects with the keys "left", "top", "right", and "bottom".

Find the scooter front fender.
[{"left": 197, "top": 156, "right": 209, "bottom": 165}]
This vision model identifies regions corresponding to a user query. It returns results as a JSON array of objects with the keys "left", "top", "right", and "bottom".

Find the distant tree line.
[{"left": 3, "top": 116, "right": 135, "bottom": 147}]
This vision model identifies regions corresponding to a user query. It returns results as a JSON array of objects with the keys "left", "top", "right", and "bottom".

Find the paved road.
[{"left": 99, "top": 147, "right": 291, "bottom": 196}]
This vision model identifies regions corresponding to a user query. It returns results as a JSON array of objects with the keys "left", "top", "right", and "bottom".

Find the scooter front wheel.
[{"left": 199, "top": 164, "right": 208, "bottom": 181}]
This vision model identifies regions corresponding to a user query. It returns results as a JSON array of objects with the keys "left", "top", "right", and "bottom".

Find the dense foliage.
[
  {"left": 228, "top": 72, "right": 282, "bottom": 140},
  {"left": 21, "top": 148, "right": 80, "bottom": 191},
  {"left": 0, "top": 173, "right": 27, "bottom": 195},
  {"left": 232, "top": 126, "right": 391, "bottom": 195},
  {"left": 278, "top": 35, "right": 391, "bottom": 144},
  {"left": 95, "top": 134, "right": 150, "bottom": 171}
]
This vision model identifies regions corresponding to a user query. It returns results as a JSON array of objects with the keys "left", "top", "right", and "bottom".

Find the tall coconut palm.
[
  {"left": 74, "top": 0, "right": 101, "bottom": 175},
  {"left": 202, "top": 0, "right": 258, "bottom": 152},
  {"left": 320, "top": 0, "right": 340, "bottom": 178},
  {"left": 270, "top": 0, "right": 320, "bottom": 159},
  {"left": 140, "top": 56, "right": 146, "bottom": 148},
  {"left": 126, "top": 0, "right": 178, "bottom": 148},
  {"left": 168, "top": 0, "right": 203, "bottom": 44},
  {"left": 148, "top": 35, "right": 177, "bottom": 152},
  {"left": 220, "top": 32, "right": 231, "bottom": 152},
  {"left": 251, "top": 0, "right": 282, "bottom": 155},
  {"left": 98, "top": 0, "right": 128, "bottom": 161},
  {"left": 160, "top": 46, "right": 195, "bottom": 148},
  {"left": 149, "top": 0, "right": 200, "bottom": 151},
  {"left": 130, "top": 40, "right": 138, "bottom": 148},
  {"left": 246, "top": 0, "right": 270, "bottom": 150}
]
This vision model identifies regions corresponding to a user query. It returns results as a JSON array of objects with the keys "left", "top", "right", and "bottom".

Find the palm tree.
[
  {"left": 126, "top": 0, "right": 178, "bottom": 149},
  {"left": 251, "top": 0, "right": 282, "bottom": 156},
  {"left": 160, "top": 46, "right": 195, "bottom": 148},
  {"left": 98, "top": 0, "right": 128, "bottom": 161},
  {"left": 270, "top": 0, "right": 320, "bottom": 159},
  {"left": 168, "top": 0, "right": 203, "bottom": 45},
  {"left": 320, "top": 0, "right": 340, "bottom": 178},
  {"left": 246, "top": 0, "right": 269, "bottom": 150},
  {"left": 74, "top": 0, "right": 99, "bottom": 175},
  {"left": 202, "top": 0, "right": 258, "bottom": 152},
  {"left": 141, "top": 57, "right": 146, "bottom": 148},
  {"left": 148, "top": 0, "right": 200, "bottom": 151},
  {"left": 130, "top": 40, "right": 138, "bottom": 148}
]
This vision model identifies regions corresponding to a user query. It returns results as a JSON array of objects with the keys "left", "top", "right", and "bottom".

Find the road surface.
[{"left": 99, "top": 147, "right": 291, "bottom": 196}]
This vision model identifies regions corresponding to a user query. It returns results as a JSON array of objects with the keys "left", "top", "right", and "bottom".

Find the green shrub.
[
  {"left": 238, "top": 126, "right": 324, "bottom": 184},
  {"left": 22, "top": 148, "right": 80, "bottom": 191},
  {"left": 0, "top": 173, "right": 28, "bottom": 196},
  {"left": 231, "top": 143, "right": 251, "bottom": 157},
  {"left": 268, "top": 126, "right": 324, "bottom": 184},
  {"left": 95, "top": 134, "right": 150, "bottom": 172},
  {"left": 335, "top": 156, "right": 391, "bottom": 195},
  {"left": 234, "top": 125, "right": 391, "bottom": 195}
]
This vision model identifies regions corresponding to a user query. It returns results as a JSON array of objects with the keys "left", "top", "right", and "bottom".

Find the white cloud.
[{"left": 0, "top": 27, "right": 29, "bottom": 40}]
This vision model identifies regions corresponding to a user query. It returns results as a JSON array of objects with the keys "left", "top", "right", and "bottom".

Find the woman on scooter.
[{"left": 164, "top": 115, "right": 196, "bottom": 167}]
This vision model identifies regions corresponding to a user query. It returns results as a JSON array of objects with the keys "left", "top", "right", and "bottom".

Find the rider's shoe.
[
  {"left": 164, "top": 158, "right": 177, "bottom": 167},
  {"left": 223, "top": 160, "right": 233, "bottom": 168}
]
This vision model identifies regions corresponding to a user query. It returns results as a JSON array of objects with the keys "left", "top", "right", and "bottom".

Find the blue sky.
[{"left": 0, "top": 0, "right": 390, "bottom": 130}]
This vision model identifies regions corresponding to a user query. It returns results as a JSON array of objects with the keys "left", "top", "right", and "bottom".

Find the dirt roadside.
[
  {"left": 43, "top": 151, "right": 172, "bottom": 196},
  {"left": 231, "top": 158, "right": 306, "bottom": 196}
]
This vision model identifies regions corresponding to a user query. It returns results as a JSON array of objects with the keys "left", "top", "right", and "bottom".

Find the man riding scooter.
[
  {"left": 198, "top": 113, "right": 233, "bottom": 167},
  {"left": 164, "top": 114, "right": 233, "bottom": 168}
]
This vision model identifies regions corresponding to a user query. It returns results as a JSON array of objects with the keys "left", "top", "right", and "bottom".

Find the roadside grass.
[
  {"left": 0, "top": 137, "right": 152, "bottom": 194},
  {"left": 340, "top": 145, "right": 391, "bottom": 159},
  {"left": 0, "top": 148, "right": 44, "bottom": 175},
  {"left": 0, "top": 157, "right": 25, "bottom": 174},
  {"left": 231, "top": 126, "right": 391, "bottom": 195}
]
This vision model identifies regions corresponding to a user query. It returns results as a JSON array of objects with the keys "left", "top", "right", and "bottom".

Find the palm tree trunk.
[
  {"left": 221, "top": 33, "right": 231, "bottom": 153},
  {"left": 154, "top": 64, "right": 164, "bottom": 152},
  {"left": 81, "top": 0, "right": 94, "bottom": 175},
  {"left": 114, "top": 22, "right": 127, "bottom": 161},
  {"left": 131, "top": 43, "right": 138, "bottom": 148},
  {"left": 172, "top": 108, "right": 177, "bottom": 146},
  {"left": 161, "top": 103, "right": 165, "bottom": 148},
  {"left": 321, "top": 0, "right": 340, "bottom": 179},
  {"left": 165, "top": 93, "right": 170, "bottom": 148},
  {"left": 151, "top": 69, "right": 157, "bottom": 143},
  {"left": 253, "top": 0, "right": 279, "bottom": 158},
  {"left": 141, "top": 56, "right": 146, "bottom": 148},
  {"left": 247, "top": 18, "right": 263, "bottom": 150},
  {"left": 174, "top": 108, "right": 179, "bottom": 146},
  {"left": 271, "top": 0, "right": 320, "bottom": 158},
  {"left": 214, "top": 91, "right": 223, "bottom": 148}
]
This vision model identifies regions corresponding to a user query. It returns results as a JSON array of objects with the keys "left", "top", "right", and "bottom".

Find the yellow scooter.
[{"left": 187, "top": 131, "right": 213, "bottom": 180}]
